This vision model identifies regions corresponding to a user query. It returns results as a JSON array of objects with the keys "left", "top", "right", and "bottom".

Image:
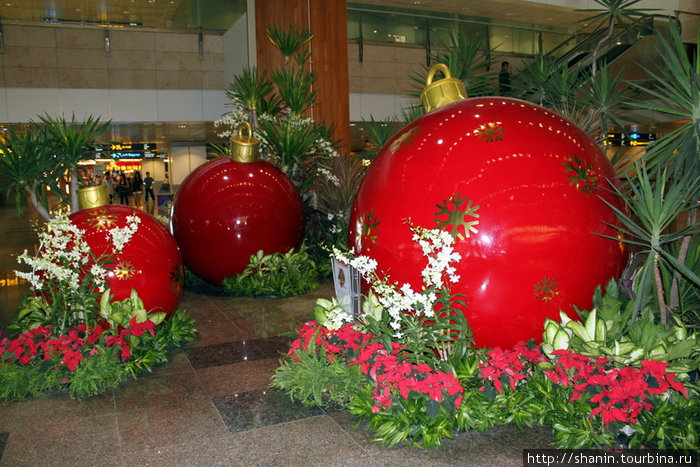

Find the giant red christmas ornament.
[
  {"left": 349, "top": 66, "right": 626, "bottom": 349},
  {"left": 171, "top": 123, "right": 304, "bottom": 285},
  {"left": 70, "top": 205, "right": 184, "bottom": 317}
]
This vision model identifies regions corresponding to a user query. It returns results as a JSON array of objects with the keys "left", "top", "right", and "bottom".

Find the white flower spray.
[
  {"left": 107, "top": 214, "right": 141, "bottom": 253},
  {"left": 14, "top": 208, "right": 142, "bottom": 332},
  {"left": 330, "top": 223, "right": 462, "bottom": 342}
]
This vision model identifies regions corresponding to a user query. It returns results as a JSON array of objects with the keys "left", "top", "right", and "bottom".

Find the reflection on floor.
[{"left": 0, "top": 204, "right": 555, "bottom": 466}]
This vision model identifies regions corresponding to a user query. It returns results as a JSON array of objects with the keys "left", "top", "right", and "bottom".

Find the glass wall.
[
  {"left": 348, "top": 4, "right": 574, "bottom": 57},
  {"left": 348, "top": 10, "right": 427, "bottom": 45},
  {"left": 170, "top": 0, "right": 246, "bottom": 30}
]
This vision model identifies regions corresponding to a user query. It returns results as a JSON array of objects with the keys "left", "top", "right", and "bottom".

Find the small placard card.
[{"left": 331, "top": 257, "right": 361, "bottom": 317}]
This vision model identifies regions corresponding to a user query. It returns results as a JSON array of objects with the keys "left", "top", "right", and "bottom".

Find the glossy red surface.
[
  {"left": 349, "top": 97, "right": 627, "bottom": 349},
  {"left": 69, "top": 205, "right": 184, "bottom": 317},
  {"left": 171, "top": 157, "right": 304, "bottom": 285}
]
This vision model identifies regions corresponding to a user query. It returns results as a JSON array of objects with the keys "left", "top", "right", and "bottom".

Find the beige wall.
[
  {"left": 0, "top": 24, "right": 225, "bottom": 90},
  {"left": 348, "top": 41, "right": 426, "bottom": 95}
]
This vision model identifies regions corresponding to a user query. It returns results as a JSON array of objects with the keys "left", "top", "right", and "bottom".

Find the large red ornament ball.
[
  {"left": 171, "top": 157, "right": 304, "bottom": 285},
  {"left": 349, "top": 97, "right": 627, "bottom": 349},
  {"left": 69, "top": 205, "right": 184, "bottom": 317}
]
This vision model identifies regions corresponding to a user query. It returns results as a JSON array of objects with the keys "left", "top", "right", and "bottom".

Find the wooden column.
[{"left": 254, "top": 0, "right": 351, "bottom": 153}]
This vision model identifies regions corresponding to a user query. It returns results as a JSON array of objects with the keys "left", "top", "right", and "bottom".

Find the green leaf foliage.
[
  {"left": 221, "top": 248, "right": 319, "bottom": 297},
  {"left": 271, "top": 338, "right": 365, "bottom": 407},
  {"left": 0, "top": 308, "right": 197, "bottom": 401}
]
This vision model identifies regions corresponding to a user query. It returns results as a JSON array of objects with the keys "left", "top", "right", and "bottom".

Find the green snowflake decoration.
[
  {"left": 434, "top": 193, "right": 480, "bottom": 241},
  {"left": 389, "top": 125, "right": 421, "bottom": 154},
  {"left": 534, "top": 277, "right": 559, "bottom": 302},
  {"left": 360, "top": 210, "right": 381, "bottom": 246},
  {"left": 563, "top": 155, "right": 600, "bottom": 195},
  {"left": 474, "top": 122, "right": 505, "bottom": 142}
]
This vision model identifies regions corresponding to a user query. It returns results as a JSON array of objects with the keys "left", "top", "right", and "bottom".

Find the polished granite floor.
[{"left": 0, "top": 201, "right": 556, "bottom": 466}]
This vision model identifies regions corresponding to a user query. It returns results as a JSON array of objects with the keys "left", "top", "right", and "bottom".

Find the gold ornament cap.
[
  {"left": 230, "top": 121, "right": 260, "bottom": 163},
  {"left": 78, "top": 184, "right": 109, "bottom": 210},
  {"left": 420, "top": 63, "right": 468, "bottom": 113}
]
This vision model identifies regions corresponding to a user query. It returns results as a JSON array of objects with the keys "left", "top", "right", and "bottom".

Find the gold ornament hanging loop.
[
  {"left": 230, "top": 121, "right": 260, "bottom": 163},
  {"left": 420, "top": 63, "right": 468, "bottom": 113}
]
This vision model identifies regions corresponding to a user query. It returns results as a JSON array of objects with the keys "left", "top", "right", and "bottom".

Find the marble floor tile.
[
  {"left": 195, "top": 358, "right": 280, "bottom": 397},
  {"left": 147, "top": 349, "right": 194, "bottom": 377},
  {"left": 117, "top": 396, "right": 228, "bottom": 453},
  {"left": 114, "top": 371, "right": 208, "bottom": 412},
  {"left": 187, "top": 313, "right": 251, "bottom": 347},
  {"left": 9, "top": 391, "right": 117, "bottom": 425},
  {"left": 0, "top": 432, "right": 8, "bottom": 463},
  {"left": 1, "top": 413, "right": 122, "bottom": 467},
  {"left": 212, "top": 387, "right": 323, "bottom": 434},
  {"left": 185, "top": 339, "right": 272, "bottom": 369}
]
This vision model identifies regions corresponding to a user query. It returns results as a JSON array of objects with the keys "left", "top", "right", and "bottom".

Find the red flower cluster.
[
  {"left": 544, "top": 350, "right": 689, "bottom": 425},
  {"left": 478, "top": 342, "right": 546, "bottom": 392},
  {"left": 0, "top": 318, "right": 156, "bottom": 372},
  {"left": 353, "top": 342, "right": 464, "bottom": 413},
  {"left": 288, "top": 321, "right": 373, "bottom": 362},
  {"left": 289, "top": 321, "right": 464, "bottom": 414}
]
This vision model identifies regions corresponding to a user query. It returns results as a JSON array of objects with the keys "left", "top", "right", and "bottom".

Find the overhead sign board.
[
  {"left": 605, "top": 132, "right": 655, "bottom": 147},
  {"left": 88, "top": 143, "right": 161, "bottom": 159}
]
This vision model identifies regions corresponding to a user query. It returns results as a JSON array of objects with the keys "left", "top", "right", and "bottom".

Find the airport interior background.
[{"left": 0, "top": 0, "right": 698, "bottom": 465}]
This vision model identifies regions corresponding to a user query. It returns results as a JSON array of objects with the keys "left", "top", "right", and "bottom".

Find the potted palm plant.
[{"left": 0, "top": 114, "right": 109, "bottom": 220}]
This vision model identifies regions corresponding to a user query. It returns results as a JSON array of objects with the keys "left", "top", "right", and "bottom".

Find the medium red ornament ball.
[
  {"left": 171, "top": 157, "right": 304, "bottom": 285},
  {"left": 69, "top": 205, "right": 184, "bottom": 317},
  {"left": 349, "top": 97, "right": 627, "bottom": 349}
]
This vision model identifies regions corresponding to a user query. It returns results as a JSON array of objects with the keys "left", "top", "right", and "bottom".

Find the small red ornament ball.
[
  {"left": 171, "top": 157, "right": 304, "bottom": 285},
  {"left": 349, "top": 97, "right": 627, "bottom": 349},
  {"left": 69, "top": 205, "right": 184, "bottom": 317}
]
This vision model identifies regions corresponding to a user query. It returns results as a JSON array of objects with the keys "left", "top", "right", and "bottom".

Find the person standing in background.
[
  {"left": 143, "top": 171, "right": 155, "bottom": 213},
  {"left": 105, "top": 171, "right": 115, "bottom": 204},
  {"left": 131, "top": 171, "right": 143, "bottom": 209},
  {"left": 498, "top": 61, "right": 512, "bottom": 95},
  {"left": 116, "top": 173, "right": 130, "bottom": 205}
]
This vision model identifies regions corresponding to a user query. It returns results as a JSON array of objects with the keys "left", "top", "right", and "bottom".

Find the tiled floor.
[{"left": 0, "top": 202, "right": 555, "bottom": 466}]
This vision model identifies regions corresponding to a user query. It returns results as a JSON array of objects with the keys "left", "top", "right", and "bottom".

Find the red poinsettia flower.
[{"left": 61, "top": 349, "right": 83, "bottom": 371}]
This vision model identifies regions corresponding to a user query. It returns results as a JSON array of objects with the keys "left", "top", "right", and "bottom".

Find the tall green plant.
[
  {"left": 581, "top": 63, "right": 635, "bottom": 144},
  {"left": 358, "top": 116, "right": 401, "bottom": 160},
  {"left": 610, "top": 22, "right": 700, "bottom": 325},
  {"left": 38, "top": 114, "right": 110, "bottom": 213},
  {"left": 514, "top": 54, "right": 560, "bottom": 106},
  {"left": 257, "top": 115, "right": 334, "bottom": 193},
  {"left": 271, "top": 66, "right": 317, "bottom": 115},
  {"left": 225, "top": 66, "right": 282, "bottom": 128},
  {"left": 599, "top": 169, "right": 699, "bottom": 324},
  {"left": 408, "top": 31, "right": 493, "bottom": 107},
  {"left": 627, "top": 23, "right": 699, "bottom": 176},
  {"left": 577, "top": 0, "right": 656, "bottom": 77},
  {"left": 0, "top": 126, "right": 55, "bottom": 220},
  {"left": 428, "top": 31, "right": 494, "bottom": 97},
  {"left": 266, "top": 26, "right": 313, "bottom": 65}
]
